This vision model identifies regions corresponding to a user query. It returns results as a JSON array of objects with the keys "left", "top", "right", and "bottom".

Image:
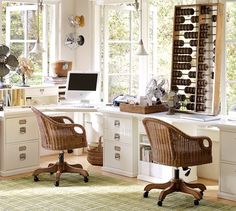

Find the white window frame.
[
  {"left": 102, "top": 5, "right": 140, "bottom": 103},
  {"left": 0, "top": 0, "right": 59, "bottom": 79},
  {"left": 6, "top": 5, "right": 37, "bottom": 57}
]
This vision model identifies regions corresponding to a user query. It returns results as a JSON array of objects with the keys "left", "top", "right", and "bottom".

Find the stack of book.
[
  {"left": 44, "top": 76, "right": 67, "bottom": 85},
  {"left": 140, "top": 146, "right": 152, "bottom": 162}
]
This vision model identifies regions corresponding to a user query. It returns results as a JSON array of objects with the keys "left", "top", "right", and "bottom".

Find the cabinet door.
[
  {"left": 5, "top": 116, "right": 39, "bottom": 143},
  {"left": 220, "top": 163, "right": 236, "bottom": 195}
]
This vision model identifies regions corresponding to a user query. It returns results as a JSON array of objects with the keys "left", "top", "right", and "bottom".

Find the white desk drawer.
[
  {"left": 104, "top": 141, "right": 132, "bottom": 172},
  {"left": 221, "top": 131, "right": 236, "bottom": 162},
  {"left": 104, "top": 116, "right": 132, "bottom": 132},
  {"left": 6, "top": 116, "right": 39, "bottom": 143},
  {"left": 220, "top": 163, "right": 236, "bottom": 195},
  {"left": 25, "top": 87, "right": 58, "bottom": 97},
  {"left": 104, "top": 129, "right": 131, "bottom": 143},
  {"left": 5, "top": 140, "right": 39, "bottom": 170}
]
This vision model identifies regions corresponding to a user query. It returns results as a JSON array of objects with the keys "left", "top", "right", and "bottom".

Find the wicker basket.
[{"left": 87, "top": 137, "right": 103, "bottom": 166}]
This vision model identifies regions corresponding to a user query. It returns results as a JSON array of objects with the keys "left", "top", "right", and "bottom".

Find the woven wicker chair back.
[
  {"left": 31, "top": 107, "right": 87, "bottom": 151},
  {"left": 142, "top": 118, "right": 212, "bottom": 168}
]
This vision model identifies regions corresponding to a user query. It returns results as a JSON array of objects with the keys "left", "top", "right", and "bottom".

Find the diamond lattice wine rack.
[{"left": 170, "top": 3, "right": 224, "bottom": 115}]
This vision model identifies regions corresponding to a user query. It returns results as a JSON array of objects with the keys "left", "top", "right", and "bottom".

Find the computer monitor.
[{"left": 65, "top": 72, "right": 98, "bottom": 104}]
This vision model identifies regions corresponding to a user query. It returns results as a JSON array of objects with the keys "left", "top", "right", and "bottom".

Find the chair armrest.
[
  {"left": 191, "top": 136, "right": 212, "bottom": 150},
  {"left": 49, "top": 116, "right": 74, "bottom": 123}
]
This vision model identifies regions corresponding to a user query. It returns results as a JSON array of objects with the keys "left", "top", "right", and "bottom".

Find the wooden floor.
[{"left": 1, "top": 153, "right": 236, "bottom": 206}]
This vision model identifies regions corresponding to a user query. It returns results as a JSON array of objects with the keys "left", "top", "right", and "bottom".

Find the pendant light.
[
  {"left": 136, "top": 0, "right": 148, "bottom": 56},
  {"left": 30, "top": 0, "right": 45, "bottom": 54}
]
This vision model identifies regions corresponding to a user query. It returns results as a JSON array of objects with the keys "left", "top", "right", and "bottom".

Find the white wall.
[
  {"left": 58, "top": 0, "right": 95, "bottom": 72},
  {"left": 58, "top": 0, "right": 76, "bottom": 67}
]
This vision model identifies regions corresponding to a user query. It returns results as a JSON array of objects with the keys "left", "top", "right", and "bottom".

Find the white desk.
[{"left": 1, "top": 105, "right": 236, "bottom": 201}]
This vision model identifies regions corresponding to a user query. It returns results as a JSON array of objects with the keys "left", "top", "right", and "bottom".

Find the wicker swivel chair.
[
  {"left": 142, "top": 118, "right": 212, "bottom": 206},
  {"left": 31, "top": 107, "right": 89, "bottom": 187}
]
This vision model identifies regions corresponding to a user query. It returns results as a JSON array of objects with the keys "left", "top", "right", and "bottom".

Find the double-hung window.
[
  {"left": 100, "top": 5, "right": 140, "bottom": 103},
  {"left": 0, "top": 1, "right": 57, "bottom": 85}
]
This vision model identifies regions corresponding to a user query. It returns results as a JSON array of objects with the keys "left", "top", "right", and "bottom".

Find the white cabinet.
[
  {"left": 102, "top": 113, "right": 138, "bottom": 177},
  {"left": 0, "top": 85, "right": 58, "bottom": 107},
  {"left": 0, "top": 110, "right": 40, "bottom": 176},
  {"left": 218, "top": 125, "right": 236, "bottom": 201},
  {"left": 24, "top": 86, "right": 58, "bottom": 105},
  {"left": 137, "top": 120, "right": 197, "bottom": 183}
]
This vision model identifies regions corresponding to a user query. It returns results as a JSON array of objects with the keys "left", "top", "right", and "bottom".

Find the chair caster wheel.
[
  {"left": 50, "top": 172, "right": 54, "bottom": 175},
  {"left": 143, "top": 191, "right": 149, "bottom": 198},
  {"left": 84, "top": 176, "right": 89, "bottom": 183},
  {"left": 54, "top": 181, "right": 59, "bottom": 187},
  {"left": 194, "top": 200, "right": 199, "bottom": 206},
  {"left": 34, "top": 176, "right": 39, "bottom": 182},
  {"left": 157, "top": 200, "right": 162, "bottom": 206}
]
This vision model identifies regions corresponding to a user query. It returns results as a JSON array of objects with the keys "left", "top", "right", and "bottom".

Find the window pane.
[
  {"left": 226, "top": 83, "right": 236, "bottom": 111},
  {"left": 109, "top": 43, "right": 130, "bottom": 74},
  {"left": 27, "top": 10, "right": 37, "bottom": 40},
  {"left": 226, "top": 43, "right": 236, "bottom": 81},
  {"left": 10, "top": 10, "right": 24, "bottom": 39},
  {"left": 226, "top": 2, "right": 236, "bottom": 40},
  {"left": 109, "top": 10, "right": 130, "bottom": 40},
  {"left": 108, "top": 75, "right": 130, "bottom": 102},
  {"left": 9, "top": 42, "right": 24, "bottom": 58}
]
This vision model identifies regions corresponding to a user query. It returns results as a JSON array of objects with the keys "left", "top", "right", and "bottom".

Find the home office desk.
[{"left": 0, "top": 105, "right": 236, "bottom": 201}]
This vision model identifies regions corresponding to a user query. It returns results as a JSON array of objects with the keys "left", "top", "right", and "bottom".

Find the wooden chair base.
[
  {"left": 143, "top": 169, "right": 206, "bottom": 206},
  {"left": 33, "top": 152, "right": 89, "bottom": 186}
]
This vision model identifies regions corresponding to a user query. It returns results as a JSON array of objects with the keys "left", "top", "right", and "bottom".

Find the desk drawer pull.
[
  {"left": 19, "top": 153, "right": 26, "bottom": 161},
  {"left": 114, "top": 133, "right": 120, "bottom": 141},
  {"left": 19, "top": 119, "right": 27, "bottom": 124},
  {"left": 114, "top": 120, "right": 120, "bottom": 127},
  {"left": 19, "top": 146, "right": 27, "bottom": 151},
  {"left": 114, "top": 146, "right": 121, "bottom": 151},
  {"left": 115, "top": 153, "right": 120, "bottom": 160},
  {"left": 19, "top": 127, "right": 26, "bottom": 134},
  {"left": 40, "top": 88, "right": 44, "bottom": 94}
]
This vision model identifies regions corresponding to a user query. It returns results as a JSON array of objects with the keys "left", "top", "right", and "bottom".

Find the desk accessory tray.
[{"left": 120, "top": 103, "right": 168, "bottom": 114}]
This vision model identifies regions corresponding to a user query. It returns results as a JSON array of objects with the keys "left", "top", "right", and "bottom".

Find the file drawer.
[
  {"left": 220, "top": 163, "right": 236, "bottom": 195},
  {"left": 5, "top": 116, "right": 39, "bottom": 143},
  {"left": 221, "top": 131, "right": 236, "bottom": 163},
  {"left": 24, "top": 86, "right": 58, "bottom": 97},
  {"left": 5, "top": 140, "right": 39, "bottom": 170},
  {"left": 103, "top": 129, "right": 131, "bottom": 144},
  {"left": 104, "top": 141, "right": 132, "bottom": 172},
  {"left": 104, "top": 116, "right": 132, "bottom": 133}
]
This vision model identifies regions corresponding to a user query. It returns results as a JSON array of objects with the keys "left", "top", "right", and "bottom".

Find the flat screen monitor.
[{"left": 65, "top": 72, "right": 98, "bottom": 103}]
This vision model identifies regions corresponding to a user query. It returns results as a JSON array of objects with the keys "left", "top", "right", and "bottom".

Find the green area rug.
[{"left": 0, "top": 173, "right": 235, "bottom": 211}]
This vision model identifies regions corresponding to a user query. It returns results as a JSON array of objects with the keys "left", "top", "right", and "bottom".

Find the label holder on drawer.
[{"left": 115, "top": 153, "right": 120, "bottom": 160}]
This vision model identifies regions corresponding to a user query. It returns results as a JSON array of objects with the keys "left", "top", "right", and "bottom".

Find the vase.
[{"left": 20, "top": 73, "right": 29, "bottom": 87}]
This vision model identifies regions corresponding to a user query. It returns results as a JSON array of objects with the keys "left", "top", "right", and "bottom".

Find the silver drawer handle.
[
  {"left": 114, "top": 120, "right": 120, "bottom": 127},
  {"left": 19, "top": 153, "right": 26, "bottom": 161},
  {"left": 115, "top": 153, "right": 120, "bottom": 160},
  {"left": 19, "top": 119, "right": 27, "bottom": 124},
  {"left": 114, "top": 146, "right": 121, "bottom": 151},
  {"left": 114, "top": 133, "right": 120, "bottom": 141},
  {"left": 19, "top": 127, "right": 26, "bottom": 134},
  {"left": 19, "top": 146, "right": 27, "bottom": 151}
]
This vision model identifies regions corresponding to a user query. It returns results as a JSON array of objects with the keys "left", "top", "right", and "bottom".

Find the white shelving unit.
[{"left": 137, "top": 120, "right": 197, "bottom": 183}]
